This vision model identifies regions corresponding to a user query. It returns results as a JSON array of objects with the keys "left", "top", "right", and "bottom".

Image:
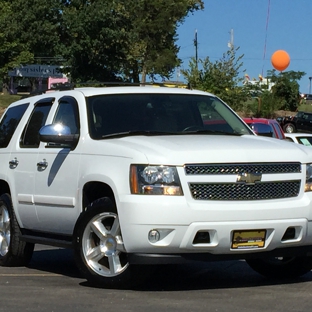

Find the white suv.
[{"left": 1, "top": 86, "right": 312, "bottom": 288}]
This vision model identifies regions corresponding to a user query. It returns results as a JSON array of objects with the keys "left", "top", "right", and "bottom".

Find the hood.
[{"left": 95, "top": 134, "right": 312, "bottom": 165}]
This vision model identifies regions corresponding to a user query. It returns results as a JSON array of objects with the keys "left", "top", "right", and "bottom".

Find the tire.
[
  {"left": 0, "top": 193, "right": 34, "bottom": 267},
  {"left": 74, "top": 197, "right": 146, "bottom": 288},
  {"left": 246, "top": 256, "right": 312, "bottom": 278},
  {"left": 283, "top": 123, "right": 296, "bottom": 133}
]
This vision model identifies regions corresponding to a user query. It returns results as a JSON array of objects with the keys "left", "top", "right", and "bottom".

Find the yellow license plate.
[{"left": 232, "top": 230, "right": 266, "bottom": 249}]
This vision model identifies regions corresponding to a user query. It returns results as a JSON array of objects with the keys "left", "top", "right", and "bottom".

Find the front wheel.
[
  {"left": 74, "top": 197, "right": 145, "bottom": 288},
  {"left": 0, "top": 193, "right": 34, "bottom": 266},
  {"left": 246, "top": 256, "right": 312, "bottom": 278}
]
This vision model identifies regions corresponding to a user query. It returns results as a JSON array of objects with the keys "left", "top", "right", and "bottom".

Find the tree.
[
  {"left": 122, "top": 0, "right": 204, "bottom": 83},
  {"left": 0, "top": 1, "right": 33, "bottom": 91},
  {"left": 267, "top": 69, "right": 306, "bottom": 111},
  {"left": 60, "top": 0, "right": 204, "bottom": 83},
  {"left": 59, "top": 0, "right": 131, "bottom": 82},
  {"left": 1, "top": 0, "right": 204, "bottom": 84},
  {"left": 181, "top": 47, "right": 248, "bottom": 111}
]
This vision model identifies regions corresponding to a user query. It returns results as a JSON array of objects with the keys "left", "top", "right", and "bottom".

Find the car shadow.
[{"left": 27, "top": 246, "right": 312, "bottom": 291}]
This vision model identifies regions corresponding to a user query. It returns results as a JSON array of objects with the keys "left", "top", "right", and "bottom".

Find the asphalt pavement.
[{"left": 1, "top": 245, "right": 312, "bottom": 312}]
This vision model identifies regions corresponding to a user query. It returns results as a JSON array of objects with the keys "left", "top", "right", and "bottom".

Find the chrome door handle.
[
  {"left": 37, "top": 159, "right": 48, "bottom": 170},
  {"left": 9, "top": 157, "right": 19, "bottom": 168}
]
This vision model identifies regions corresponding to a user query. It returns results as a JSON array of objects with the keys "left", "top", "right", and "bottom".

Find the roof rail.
[
  {"left": 20, "top": 81, "right": 192, "bottom": 99},
  {"left": 73, "top": 81, "right": 191, "bottom": 89}
]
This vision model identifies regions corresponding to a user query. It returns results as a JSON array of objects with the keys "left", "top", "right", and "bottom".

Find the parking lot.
[{"left": 1, "top": 245, "right": 312, "bottom": 312}]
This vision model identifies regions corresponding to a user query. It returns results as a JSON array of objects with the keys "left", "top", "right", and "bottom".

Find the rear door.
[{"left": 9, "top": 98, "right": 53, "bottom": 229}]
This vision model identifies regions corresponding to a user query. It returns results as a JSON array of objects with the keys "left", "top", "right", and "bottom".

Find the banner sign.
[{"left": 8, "top": 64, "right": 65, "bottom": 78}]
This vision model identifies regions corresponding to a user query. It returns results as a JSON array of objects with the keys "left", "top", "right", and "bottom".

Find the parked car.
[
  {"left": 243, "top": 117, "right": 286, "bottom": 139},
  {"left": 284, "top": 133, "right": 312, "bottom": 146},
  {"left": 2, "top": 85, "right": 312, "bottom": 288},
  {"left": 277, "top": 111, "right": 312, "bottom": 133}
]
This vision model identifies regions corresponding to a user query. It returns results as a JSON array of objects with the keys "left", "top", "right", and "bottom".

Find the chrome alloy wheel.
[
  {"left": 81, "top": 212, "right": 128, "bottom": 277},
  {"left": 0, "top": 204, "right": 10, "bottom": 257}
]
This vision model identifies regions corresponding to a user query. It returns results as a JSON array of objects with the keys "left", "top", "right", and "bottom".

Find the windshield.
[{"left": 86, "top": 93, "right": 253, "bottom": 139}]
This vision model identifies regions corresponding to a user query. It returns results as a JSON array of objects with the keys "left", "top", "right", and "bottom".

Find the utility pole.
[{"left": 194, "top": 29, "right": 198, "bottom": 69}]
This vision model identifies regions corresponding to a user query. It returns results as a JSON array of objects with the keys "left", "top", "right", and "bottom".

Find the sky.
[{"left": 176, "top": 0, "right": 312, "bottom": 93}]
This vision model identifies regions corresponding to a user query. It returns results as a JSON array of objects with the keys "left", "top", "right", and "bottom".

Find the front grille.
[
  {"left": 185, "top": 163, "right": 301, "bottom": 175},
  {"left": 189, "top": 180, "right": 301, "bottom": 200}
]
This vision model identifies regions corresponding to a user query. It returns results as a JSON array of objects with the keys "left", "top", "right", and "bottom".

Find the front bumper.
[{"left": 118, "top": 194, "right": 312, "bottom": 255}]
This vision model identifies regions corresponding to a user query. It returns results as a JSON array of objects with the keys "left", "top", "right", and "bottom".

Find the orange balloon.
[{"left": 271, "top": 50, "right": 290, "bottom": 71}]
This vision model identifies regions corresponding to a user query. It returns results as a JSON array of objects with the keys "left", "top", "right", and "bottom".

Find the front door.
[{"left": 34, "top": 96, "right": 81, "bottom": 235}]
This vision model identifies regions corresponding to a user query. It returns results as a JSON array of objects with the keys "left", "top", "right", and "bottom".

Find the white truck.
[{"left": 1, "top": 85, "right": 312, "bottom": 288}]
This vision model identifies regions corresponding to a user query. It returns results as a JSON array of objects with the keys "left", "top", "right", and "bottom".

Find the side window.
[
  {"left": 53, "top": 96, "right": 80, "bottom": 135},
  {"left": 0, "top": 103, "right": 29, "bottom": 148},
  {"left": 273, "top": 123, "right": 284, "bottom": 139},
  {"left": 20, "top": 98, "right": 54, "bottom": 148}
]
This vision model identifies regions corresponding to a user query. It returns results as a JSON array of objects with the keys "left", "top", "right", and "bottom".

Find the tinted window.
[
  {"left": 20, "top": 99, "right": 54, "bottom": 148},
  {"left": 272, "top": 123, "right": 284, "bottom": 139},
  {"left": 87, "top": 94, "right": 253, "bottom": 139},
  {"left": 0, "top": 103, "right": 29, "bottom": 148},
  {"left": 53, "top": 96, "right": 80, "bottom": 135},
  {"left": 248, "top": 123, "right": 274, "bottom": 137}
]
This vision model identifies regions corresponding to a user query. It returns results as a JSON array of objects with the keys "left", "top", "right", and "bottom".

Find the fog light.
[{"left": 148, "top": 230, "right": 160, "bottom": 243}]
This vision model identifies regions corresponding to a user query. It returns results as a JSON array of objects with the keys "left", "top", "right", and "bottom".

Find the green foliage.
[
  {"left": 181, "top": 47, "right": 249, "bottom": 111},
  {"left": 122, "top": 0, "right": 204, "bottom": 82},
  {"left": 0, "top": 0, "right": 204, "bottom": 84},
  {"left": 256, "top": 91, "right": 283, "bottom": 118},
  {"left": 59, "top": 0, "right": 130, "bottom": 81},
  {"left": 267, "top": 69, "right": 305, "bottom": 111},
  {"left": 0, "top": 1, "right": 34, "bottom": 79}
]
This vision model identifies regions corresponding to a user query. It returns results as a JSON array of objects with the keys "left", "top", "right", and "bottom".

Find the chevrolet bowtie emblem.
[{"left": 237, "top": 172, "right": 262, "bottom": 184}]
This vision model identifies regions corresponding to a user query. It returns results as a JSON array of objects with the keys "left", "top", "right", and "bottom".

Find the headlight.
[
  {"left": 130, "top": 165, "right": 183, "bottom": 195},
  {"left": 305, "top": 163, "right": 312, "bottom": 192}
]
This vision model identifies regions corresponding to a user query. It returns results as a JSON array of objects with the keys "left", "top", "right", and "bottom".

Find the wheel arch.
[
  {"left": 82, "top": 181, "right": 116, "bottom": 212},
  {"left": 0, "top": 180, "right": 11, "bottom": 196},
  {"left": 73, "top": 182, "right": 116, "bottom": 246}
]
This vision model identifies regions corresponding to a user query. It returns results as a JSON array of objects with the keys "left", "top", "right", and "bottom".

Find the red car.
[{"left": 243, "top": 118, "right": 286, "bottom": 140}]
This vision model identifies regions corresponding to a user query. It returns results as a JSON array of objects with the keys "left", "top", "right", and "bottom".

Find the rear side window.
[
  {"left": 20, "top": 98, "right": 54, "bottom": 148},
  {"left": 0, "top": 103, "right": 29, "bottom": 148}
]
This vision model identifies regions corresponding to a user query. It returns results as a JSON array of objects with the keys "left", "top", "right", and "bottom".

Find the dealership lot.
[{"left": 0, "top": 245, "right": 312, "bottom": 312}]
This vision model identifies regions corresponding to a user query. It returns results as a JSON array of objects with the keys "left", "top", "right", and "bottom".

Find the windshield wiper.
[
  {"left": 102, "top": 130, "right": 175, "bottom": 139},
  {"left": 181, "top": 129, "right": 242, "bottom": 136},
  {"left": 101, "top": 129, "right": 243, "bottom": 139}
]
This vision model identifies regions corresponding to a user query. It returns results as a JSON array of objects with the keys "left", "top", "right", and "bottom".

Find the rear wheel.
[
  {"left": 283, "top": 123, "right": 296, "bottom": 133},
  {"left": 74, "top": 197, "right": 147, "bottom": 288},
  {"left": 246, "top": 256, "right": 312, "bottom": 278},
  {"left": 0, "top": 193, "right": 34, "bottom": 267}
]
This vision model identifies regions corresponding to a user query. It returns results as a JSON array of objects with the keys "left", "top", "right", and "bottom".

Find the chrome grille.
[
  {"left": 189, "top": 181, "right": 301, "bottom": 200},
  {"left": 185, "top": 163, "right": 301, "bottom": 175}
]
